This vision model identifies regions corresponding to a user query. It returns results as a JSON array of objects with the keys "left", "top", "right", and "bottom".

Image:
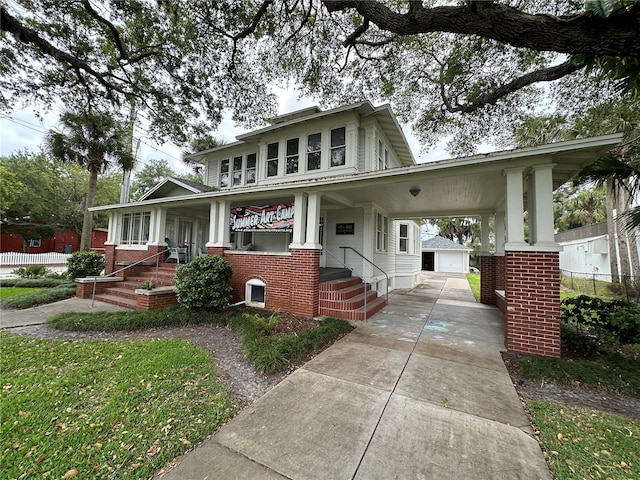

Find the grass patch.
[
  {"left": 528, "top": 400, "right": 639, "bottom": 480},
  {"left": 0, "top": 332, "right": 237, "bottom": 480},
  {"left": 517, "top": 353, "right": 640, "bottom": 395},
  {"left": 2, "top": 284, "right": 76, "bottom": 309},
  {"left": 0, "top": 287, "right": 41, "bottom": 300},
  {"left": 0, "top": 278, "right": 71, "bottom": 288},
  {"left": 48, "top": 306, "right": 353, "bottom": 375},
  {"left": 465, "top": 273, "right": 480, "bottom": 301}
]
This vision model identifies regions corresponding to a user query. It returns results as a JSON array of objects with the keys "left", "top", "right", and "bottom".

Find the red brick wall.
[
  {"left": 225, "top": 249, "right": 320, "bottom": 318},
  {"left": 137, "top": 292, "right": 178, "bottom": 310},
  {"left": 505, "top": 251, "right": 561, "bottom": 357},
  {"left": 495, "top": 255, "right": 506, "bottom": 291},
  {"left": 480, "top": 255, "right": 496, "bottom": 305}
]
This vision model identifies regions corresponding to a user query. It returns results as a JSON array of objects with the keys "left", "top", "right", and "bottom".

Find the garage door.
[{"left": 437, "top": 252, "right": 464, "bottom": 273}]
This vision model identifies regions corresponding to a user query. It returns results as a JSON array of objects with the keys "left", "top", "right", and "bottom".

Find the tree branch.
[
  {"left": 442, "top": 60, "right": 586, "bottom": 114},
  {"left": 80, "top": 0, "right": 129, "bottom": 60},
  {"left": 323, "top": 0, "right": 640, "bottom": 58}
]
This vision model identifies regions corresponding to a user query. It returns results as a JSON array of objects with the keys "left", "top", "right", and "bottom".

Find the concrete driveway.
[{"left": 159, "top": 273, "right": 551, "bottom": 480}]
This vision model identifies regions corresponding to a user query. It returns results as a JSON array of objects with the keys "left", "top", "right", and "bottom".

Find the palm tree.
[
  {"left": 182, "top": 135, "right": 227, "bottom": 176},
  {"left": 46, "top": 109, "right": 135, "bottom": 251}
]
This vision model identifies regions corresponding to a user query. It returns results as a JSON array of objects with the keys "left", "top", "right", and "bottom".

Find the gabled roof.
[
  {"left": 422, "top": 236, "right": 471, "bottom": 251},
  {"left": 138, "top": 177, "right": 210, "bottom": 201}
]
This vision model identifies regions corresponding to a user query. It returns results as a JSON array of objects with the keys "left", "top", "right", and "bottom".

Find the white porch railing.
[{"left": 0, "top": 252, "right": 73, "bottom": 266}]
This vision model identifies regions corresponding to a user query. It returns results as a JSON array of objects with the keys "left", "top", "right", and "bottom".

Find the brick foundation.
[
  {"left": 104, "top": 245, "right": 165, "bottom": 275},
  {"left": 505, "top": 250, "right": 560, "bottom": 357},
  {"left": 224, "top": 248, "right": 320, "bottom": 318}
]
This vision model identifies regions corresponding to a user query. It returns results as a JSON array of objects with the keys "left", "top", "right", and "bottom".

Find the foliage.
[
  {"left": 0, "top": 278, "right": 71, "bottom": 288},
  {"left": 1, "top": 284, "right": 76, "bottom": 309},
  {"left": 0, "top": 333, "right": 237, "bottom": 480},
  {"left": 528, "top": 400, "right": 640, "bottom": 480},
  {"left": 174, "top": 256, "right": 233, "bottom": 310},
  {"left": 0, "top": 163, "right": 24, "bottom": 215},
  {"left": 11, "top": 264, "right": 50, "bottom": 278},
  {"left": 66, "top": 251, "right": 106, "bottom": 279},
  {"left": 244, "top": 310, "right": 280, "bottom": 334},
  {"left": 0, "top": 287, "right": 41, "bottom": 300},
  {"left": 0, "top": 150, "right": 121, "bottom": 238},
  {"left": 427, "top": 218, "right": 478, "bottom": 245},
  {"left": 561, "top": 295, "right": 640, "bottom": 347},
  {"left": 553, "top": 184, "right": 606, "bottom": 232},
  {"left": 517, "top": 349, "right": 640, "bottom": 394},
  {"left": 139, "top": 279, "right": 156, "bottom": 290},
  {"left": 47, "top": 305, "right": 352, "bottom": 374}
]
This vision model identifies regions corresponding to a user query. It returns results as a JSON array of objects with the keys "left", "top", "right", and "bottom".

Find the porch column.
[
  {"left": 503, "top": 168, "right": 528, "bottom": 250},
  {"left": 304, "top": 192, "right": 322, "bottom": 249},
  {"left": 495, "top": 211, "right": 506, "bottom": 254},
  {"left": 147, "top": 207, "right": 166, "bottom": 246},
  {"left": 480, "top": 215, "right": 491, "bottom": 255},
  {"left": 215, "top": 199, "right": 232, "bottom": 248},
  {"left": 207, "top": 201, "right": 219, "bottom": 246},
  {"left": 290, "top": 192, "right": 308, "bottom": 249},
  {"left": 530, "top": 164, "right": 557, "bottom": 248},
  {"left": 106, "top": 212, "right": 118, "bottom": 244}
]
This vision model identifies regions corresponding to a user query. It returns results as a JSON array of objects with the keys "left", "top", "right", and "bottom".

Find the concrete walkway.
[{"left": 160, "top": 273, "right": 551, "bottom": 480}]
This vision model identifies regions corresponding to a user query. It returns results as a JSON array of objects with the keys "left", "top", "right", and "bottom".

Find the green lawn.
[
  {"left": 465, "top": 273, "right": 480, "bottom": 301},
  {"left": 0, "top": 287, "right": 41, "bottom": 300},
  {"left": 529, "top": 401, "right": 639, "bottom": 480},
  {"left": 0, "top": 332, "right": 237, "bottom": 480}
]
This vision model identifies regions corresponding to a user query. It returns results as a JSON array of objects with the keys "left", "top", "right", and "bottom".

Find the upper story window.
[
  {"left": 246, "top": 153, "right": 257, "bottom": 184},
  {"left": 233, "top": 156, "right": 243, "bottom": 186},
  {"left": 121, "top": 212, "right": 151, "bottom": 245},
  {"left": 307, "top": 133, "right": 321, "bottom": 171},
  {"left": 286, "top": 138, "right": 299, "bottom": 174},
  {"left": 377, "top": 139, "right": 384, "bottom": 170},
  {"left": 267, "top": 142, "right": 279, "bottom": 177},
  {"left": 399, "top": 224, "right": 408, "bottom": 253},
  {"left": 376, "top": 211, "right": 388, "bottom": 252},
  {"left": 384, "top": 148, "right": 390, "bottom": 169},
  {"left": 220, "top": 159, "right": 230, "bottom": 187},
  {"left": 330, "top": 127, "right": 346, "bottom": 167}
]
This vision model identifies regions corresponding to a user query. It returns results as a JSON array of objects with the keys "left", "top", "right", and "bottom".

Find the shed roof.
[{"left": 422, "top": 236, "right": 471, "bottom": 251}]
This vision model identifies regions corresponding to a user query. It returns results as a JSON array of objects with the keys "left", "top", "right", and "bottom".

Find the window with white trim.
[
  {"left": 377, "top": 139, "right": 384, "bottom": 170},
  {"left": 399, "top": 224, "right": 408, "bottom": 253},
  {"left": 376, "top": 211, "right": 388, "bottom": 252},
  {"left": 220, "top": 159, "right": 230, "bottom": 187},
  {"left": 384, "top": 148, "right": 390, "bottom": 169},
  {"left": 28, "top": 239, "right": 42, "bottom": 248},
  {"left": 330, "top": 127, "right": 346, "bottom": 166},
  {"left": 267, "top": 142, "right": 279, "bottom": 177},
  {"left": 307, "top": 132, "right": 321, "bottom": 171},
  {"left": 232, "top": 156, "right": 243, "bottom": 186},
  {"left": 286, "top": 138, "right": 299, "bottom": 174},
  {"left": 121, "top": 212, "right": 151, "bottom": 245},
  {"left": 246, "top": 153, "right": 257, "bottom": 184}
]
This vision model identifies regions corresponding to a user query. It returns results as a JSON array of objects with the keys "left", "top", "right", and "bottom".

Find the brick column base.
[
  {"left": 505, "top": 251, "right": 560, "bottom": 357},
  {"left": 480, "top": 255, "right": 496, "bottom": 305}
]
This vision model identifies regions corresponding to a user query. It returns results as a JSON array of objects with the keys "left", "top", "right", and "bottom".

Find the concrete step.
[
  {"left": 94, "top": 293, "right": 138, "bottom": 310},
  {"left": 319, "top": 268, "right": 352, "bottom": 282},
  {"left": 102, "top": 287, "right": 138, "bottom": 301}
]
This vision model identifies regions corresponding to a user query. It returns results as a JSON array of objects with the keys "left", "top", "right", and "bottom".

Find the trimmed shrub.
[
  {"left": 12, "top": 265, "right": 50, "bottom": 278},
  {"left": 66, "top": 251, "right": 105, "bottom": 279},
  {"left": 3, "top": 284, "right": 76, "bottom": 309},
  {"left": 174, "top": 255, "right": 233, "bottom": 310}
]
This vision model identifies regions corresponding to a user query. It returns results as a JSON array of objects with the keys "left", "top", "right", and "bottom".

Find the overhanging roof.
[{"left": 92, "top": 133, "right": 622, "bottom": 220}]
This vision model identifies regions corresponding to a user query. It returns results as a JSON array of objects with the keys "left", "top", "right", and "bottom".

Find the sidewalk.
[
  {"left": 159, "top": 273, "right": 551, "bottom": 480},
  {"left": 0, "top": 297, "right": 131, "bottom": 329}
]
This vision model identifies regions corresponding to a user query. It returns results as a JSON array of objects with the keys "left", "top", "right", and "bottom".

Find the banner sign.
[{"left": 231, "top": 203, "right": 295, "bottom": 232}]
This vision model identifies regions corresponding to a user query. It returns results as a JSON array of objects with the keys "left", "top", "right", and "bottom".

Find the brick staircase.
[
  {"left": 319, "top": 276, "right": 386, "bottom": 321},
  {"left": 94, "top": 264, "right": 178, "bottom": 310}
]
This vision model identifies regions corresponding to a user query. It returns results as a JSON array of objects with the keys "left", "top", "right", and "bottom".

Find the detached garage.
[{"left": 421, "top": 236, "right": 471, "bottom": 273}]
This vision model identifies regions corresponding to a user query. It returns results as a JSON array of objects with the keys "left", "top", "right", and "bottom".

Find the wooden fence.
[{"left": 0, "top": 252, "right": 72, "bottom": 266}]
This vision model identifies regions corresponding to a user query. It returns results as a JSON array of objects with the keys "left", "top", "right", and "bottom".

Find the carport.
[{"left": 309, "top": 133, "right": 621, "bottom": 356}]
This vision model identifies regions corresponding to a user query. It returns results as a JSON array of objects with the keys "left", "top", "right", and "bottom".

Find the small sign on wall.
[{"left": 336, "top": 223, "right": 355, "bottom": 235}]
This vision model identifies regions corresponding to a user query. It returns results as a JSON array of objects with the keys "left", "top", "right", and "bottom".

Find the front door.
[{"left": 179, "top": 220, "right": 194, "bottom": 260}]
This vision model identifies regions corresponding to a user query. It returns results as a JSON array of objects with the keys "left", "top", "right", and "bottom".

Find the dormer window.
[
  {"left": 307, "top": 132, "right": 321, "bottom": 171},
  {"left": 220, "top": 159, "right": 230, "bottom": 187},
  {"left": 246, "top": 153, "right": 257, "bottom": 184},
  {"left": 267, "top": 142, "right": 279, "bottom": 177},
  {"left": 286, "top": 138, "right": 299, "bottom": 174},
  {"left": 330, "top": 127, "right": 346, "bottom": 167}
]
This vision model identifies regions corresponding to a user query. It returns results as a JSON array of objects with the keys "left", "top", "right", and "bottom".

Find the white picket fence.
[{"left": 0, "top": 252, "right": 72, "bottom": 266}]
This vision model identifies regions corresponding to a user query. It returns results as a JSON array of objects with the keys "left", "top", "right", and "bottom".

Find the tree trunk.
[
  {"left": 80, "top": 166, "right": 99, "bottom": 251},
  {"left": 606, "top": 179, "right": 619, "bottom": 283},
  {"left": 616, "top": 190, "right": 632, "bottom": 290}
]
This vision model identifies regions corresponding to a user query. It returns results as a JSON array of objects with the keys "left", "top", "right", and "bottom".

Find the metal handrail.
[
  {"left": 338, "top": 246, "right": 389, "bottom": 320},
  {"left": 90, "top": 247, "right": 171, "bottom": 307}
]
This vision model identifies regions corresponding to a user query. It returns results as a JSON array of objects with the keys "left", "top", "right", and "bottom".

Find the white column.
[
  {"left": 531, "top": 164, "right": 558, "bottom": 248},
  {"left": 304, "top": 192, "right": 322, "bottom": 249},
  {"left": 216, "top": 199, "right": 232, "bottom": 248},
  {"left": 480, "top": 215, "right": 491, "bottom": 255},
  {"left": 207, "top": 201, "right": 219, "bottom": 246},
  {"left": 495, "top": 211, "right": 506, "bottom": 255},
  {"left": 106, "top": 212, "right": 118, "bottom": 244},
  {"left": 147, "top": 207, "right": 166, "bottom": 245},
  {"left": 290, "top": 192, "right": 308, "bottom": 248},
  {"left": 504, "top": 168, "right": 528, "bottom": 250}
]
